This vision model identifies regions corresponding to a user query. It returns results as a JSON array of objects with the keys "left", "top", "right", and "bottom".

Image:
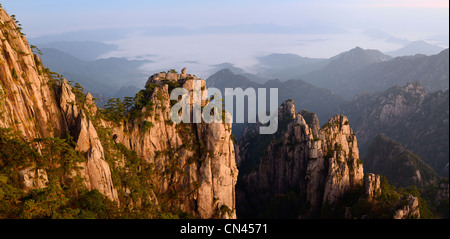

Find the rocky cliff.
[
  {"left": 236, "top": 100, "right": 364, "bottom": 218},
  {"left": 341, "top": 82, "right": 449, "bottom": 177},
  {"left": 0, "top": 8, "right": 119, "bottom": 203},
  {"left": 392, "top": 195, "right": 421, "bottom": 219},
  {"left": 0, "top": 8, "right": 237, "bottom": 219},
  {"left": 100, "top": 71, "right": 239, "bottom": 218},
  {"left": 236, "top": 99, "right": 435, "bottom": 219}
]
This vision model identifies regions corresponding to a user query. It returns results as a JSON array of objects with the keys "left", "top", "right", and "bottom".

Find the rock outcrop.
[
  {"left": 107, "top": 71, "right": 238, "bottom": 218},
  {"left": 0, "top": 9, "right": 66, "bottom": 139},
  {"left": 237, "top": 100, "right": 364, "bottom": 218},
  {"left": 319, "top": 115, "right": 364, "bottom": 206},
  {"left": 0, "top": 8, "right": 119, "bottom": 201},
  {"left": 18, "top": 168, "right": 49, "bottom": 192},
  {"left": 75, "top": 109, "right": 119, "bottom": 201},
  {"left": 1, "top": 8, "right": 238, "bottom": 218},
  {"left": 364, "top": 173, "right": 381, "bottom": 200},
  {"left": 393, "top": 195, "right": 420, "bottom": 219}
]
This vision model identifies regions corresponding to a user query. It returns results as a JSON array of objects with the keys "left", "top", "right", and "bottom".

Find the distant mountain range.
[
  {"left": 38, "top": 46, "right": 149, "bottom": 101},
  {"left": 340, "top": 82, "right": 449, "bottom": 177},
  {"left": 206, "top": 69, "right": 346, "bottom": 138},
  {"left": 362, "top": 28, "right": 410, "bottom": 45},
  {"left": 299, "top": 47, "right": 391, "bottom": 97},
  {"left": 347, "top": 49, "right": 449, "bottom": 97},
  {"left": 207, "top": 70, "right": 449, "bottom": 178},
  {"left": 250, "top": 54, "right": 328, "bottom": 81},
  {"left": 36, "top": 39, "right": 448, "bottom": 103},
  {"left": 386, "top": 41, "right": 445, "bottom": 57},
  {"left": 243, "top": 40, "right": 446, "bottom": 83},
  {"left": 36, "top": 41, "right": 119, "bottom": 61},
  {"left": 36, "top": 40, "right": 449, "bottom": 177},
  {"left": 300, "top": 47, "right": 448, "bottom": 99}
]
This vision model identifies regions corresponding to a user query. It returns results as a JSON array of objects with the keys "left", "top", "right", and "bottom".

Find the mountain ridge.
[
  {"left": 364, "top": 134, "right": 440, "bottom": 188},
  {"left": 300, "top": 47, "right": 391, "bottom": 97},
  {"left": 386, "top": 40, "right": 445, "bottom": 57},
  {"left": 206, "top": 68, "right": 346, "bottom": 138},
  {"left": 300, "top": 47, "right": 448, "bottom": 98},
  {"left": 39, "top": 47, "right": 149, "bottom": 99},
  {"left": 340, "top": 82, "right": 449, "bottom": 177}
]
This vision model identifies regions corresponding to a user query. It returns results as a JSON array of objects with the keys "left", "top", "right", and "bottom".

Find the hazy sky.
[
  {"left": 2, "top": 0, "right": 449, "bottom": 77},
  {"left": 2, "top": 0, "right": 448, "bottom": 37}
]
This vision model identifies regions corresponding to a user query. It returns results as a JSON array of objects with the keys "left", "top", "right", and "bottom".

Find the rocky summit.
[{"left": 236, "top": 100, "right": 364, "bottom": 218}]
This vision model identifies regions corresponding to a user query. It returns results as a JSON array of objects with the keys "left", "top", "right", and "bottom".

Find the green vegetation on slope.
[
  {"left": 332, "top": 175, "right": 435, "bottom": 219},
  {"left": 0, "top": 127, "right": 118, "bottom": 219}
]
